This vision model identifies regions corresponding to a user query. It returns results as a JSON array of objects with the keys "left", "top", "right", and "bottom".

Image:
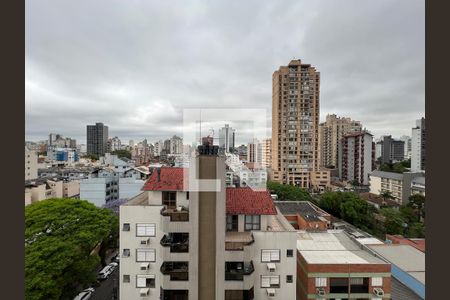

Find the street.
[{"left": 90, "top": 266, "right": 119, "bottom": 300}]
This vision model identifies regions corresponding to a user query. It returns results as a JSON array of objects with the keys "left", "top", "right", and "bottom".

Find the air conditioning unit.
[
  {"left": 140, "top": 238, "right": 150, "bottom": 245},
  {"left": 266, "top": 288, "right": 276, "bottom": 297},
  {"left": 373, "top": 287, "right": 384, "bottom": 296},
  {"left": 267, "top": 263, "right": 276, "bottom": 272},
  {"left": 316, "top": 288, "right": 325, "bottom": 296},
  {"left": 139, "top": 288, "right": 150, "bottom": 296},
  {"left": 140, "top": 263, "right": 150, "bottom": 271}
]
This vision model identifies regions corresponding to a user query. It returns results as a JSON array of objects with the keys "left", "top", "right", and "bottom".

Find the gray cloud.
[{"left": 26, "top": 0, "right": 424, "bottom": 145}]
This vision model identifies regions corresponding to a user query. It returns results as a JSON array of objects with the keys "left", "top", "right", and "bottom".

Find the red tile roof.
[
  {"left": 142, "top": 167, "right": 186, "bottom": 191},
  {"left": 386, "top": 235, "right": 425, "bottom": 253},
  {"left": 142, "top": 168, "right": 277, "bottom": 215},
  {"left": 226, "top": 187, "right": 277, "bottom": 215}
]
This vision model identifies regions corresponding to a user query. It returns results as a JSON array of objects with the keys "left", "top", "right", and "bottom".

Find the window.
[
  {"left": 226, "top": 215, "right": 238, "bottom": 231},
  {"left": 136, "top": 249, "right": 156, "bottom": 262},
  {"left": 186, "top": 191, "right": 189, "bottom": 200},
  {"left": 372, "top": 277, "right": 383, "bottom": 286},
  {"left": 286, "top": 249, "right": 294, "bottom": 257},
  {"left": 245, "top": 215, "right": 260, "bottom": 231},
  {"left": 286, "top": 275, "right": 293, "bottom": 283},
  {"left": 162, "top": 191, "right": 177, "bottom": 208},
  {"left": 261, "top": 275, "right": 280, "bottom": 288},
  {"left": 122, "top": 223, "right": 130, "bottom": 231},
  {"left": 122, "top": 249, "right": 130, "bottom": 257},
  {"left": 123, "top": 275, "right": 130, "bottom": 283},
  {"left": 315, "top": 277, "right": 327, "bottom": 287},
  {"left": 136, "top": 275, "right": 155, "bottom": 288},
  {"left": 261, "top": 249, "right": 281, "bottom": 262},
  {"left": 136, "top": 224, "right": 155, "bottom": 236}
]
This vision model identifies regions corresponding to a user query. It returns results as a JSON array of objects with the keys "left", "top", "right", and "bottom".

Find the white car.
[
  {"left": 73, "top": 288, "right": 94, "bottom": 300},
  {"left": 97, "top": 265, "right": 114, "bottom": 281}
]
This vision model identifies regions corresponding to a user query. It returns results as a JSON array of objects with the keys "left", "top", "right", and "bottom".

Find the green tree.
[
  {"left": 81, "top": 153, "right": 99, "bottom": 161},
  {"left": 407, "top": 194, "right": 425, "bottom": 222},
  {"left": 25, "top": 198, "right": 118, "bottom": 300},
  {"left": 381, "top": 208, "right": 406, "bottom": 235},
  {"left": 407, "top": 222, "right": 425, "bottom": 238},
  {"left": 111, "top": 149, "right": 132, "bottom": 159},
  {"left": 266, "top": 181, "right": 312, "bottom": 201},
  {"left": 379, "top": 190, "right": 395, "bottom": 202}
]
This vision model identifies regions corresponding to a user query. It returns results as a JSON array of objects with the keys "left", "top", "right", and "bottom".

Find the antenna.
[{"left": 199, "top": 109, "right": 202, "bottom": 145}]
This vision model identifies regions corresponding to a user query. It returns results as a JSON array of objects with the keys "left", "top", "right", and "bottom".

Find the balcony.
[
  {"left": 160, "top": 262, "right": 189, "bottom": 281},
  {"left": 160, "top": 207, "right": 189, "bottom": 222},
  {"left": 160, "top": 233, "right": 189, "bottom": 253},
  {"left": 225, "top": 261, "right": 255, "bottom": 281},
  {"left": 225, "top": 232, "right": 255, "bottom": 251}
]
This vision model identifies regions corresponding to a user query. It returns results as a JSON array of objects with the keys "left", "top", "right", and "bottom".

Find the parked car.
[
  {"left": 111, "top": 254, "right": 120, "bottom": 263},
  {"left": 108, "top": 262, "right": 118, "bottom": 269},
  {"left": 73, "top": 288, "right": 94, "bottom": 300},
  {"left": 97, "top": 265, "right": 114, "bottom": 281}
]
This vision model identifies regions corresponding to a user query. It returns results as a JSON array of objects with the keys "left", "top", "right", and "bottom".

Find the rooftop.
[
  {"left": 367, "top": 244, "right": 425, "bottom": 284},
  {"left": 370, "top": 170, "right": 404, "bottom": 180},
  {"left": 360, "top": 192, "right": 400, "bottom": 207},
  {"left": 226, "top": 187, "right": 277, "bottom": 215},
  {"left": 275, "top": 201, "right": 329, "bottom": 221},
  {"left": 386, "top": 235, "right": 425, "bottom": 252},
  {"left": 142, "top": 167, "right": 186, "bottom": 191},
  {"left": 297, "top": 230, "right": 387, "bottom": 265}
]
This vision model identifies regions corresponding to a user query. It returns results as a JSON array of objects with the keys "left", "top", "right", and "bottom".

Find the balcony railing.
[
  {"left": 225, "top": 261, "right": 255, "bottom": 281},
  {"left": 160, "top": 262, "right": 189, "bottom": 281},
  {"left": 160, "top": 207, "right": 189, "bottom": 222},
  {"left": 160, "top": 233, "right": 189, "bottom": 253},
  {"left": 225, "top": 232, "right": 255, "bottom": 251}
]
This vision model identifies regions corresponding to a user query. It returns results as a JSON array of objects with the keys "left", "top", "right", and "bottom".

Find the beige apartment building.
[
  {"left": 120, "top": 144, "right": 297, "bottom": 300},
  {"left": 261, "top": 138, "right": 272, "bottom": 169},
  {"left": 319, "top": 114, "right": 362, "bottom": 168},
  {"left": 271, "top": 59, "right": 320, "bottom": 188},
  {"left": 25, "top": 146, "right": 38, "bottom": 180}
]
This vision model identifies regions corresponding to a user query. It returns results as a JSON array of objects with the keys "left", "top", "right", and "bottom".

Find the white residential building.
[
  {"left": 80, "top": 169, "right": 119, "bottom": 207},
  {"left": 119, "top": 148, "right": 297, "bottom": 300},
  {"left": 399, "top": 135, "right": 412, "bottom": 160},
  {"left": 411, "top": 118, "right": 425, "bottom": 172}
]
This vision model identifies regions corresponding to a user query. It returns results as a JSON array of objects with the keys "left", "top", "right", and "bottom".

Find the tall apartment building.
[
  {"left": 338, "top": 131, "right": 374, "bottom": 185},
  {"left": 319, "top": 114, "right": 362, "bottom": 168},
  {"left": 108, "top": 136, "right": 122, "bottom": 152},
  {"left": 247, "top": 139, "right": 262, "bottom": 165},
  {"left": 154, "top": 140, "right": 163, "bottom": 156},
  {"left": 119, "top": 145, "right": 297, "bottom": 300},
  {"left": 25, "top": 146, "right": 38, "bottom": 180},
  {"left": 87, "top": 122, "right": 109, "bottom": 157},
  {"left": 399, "top": 135, "right": 412, "bottom": 160},
  {"left": 219, "top": 124, "right": 236, "bottom": 153},
  {"left": 261, "top": 138, "right": 272, "bottom": 169},
  {"left": 411, "top": 118, "right": 425, "bottom": 172},
  {"left": 375, "top": 136, "right": 404, "bottom": 164},
  {"left": 271, "top": 59, "right": 320, "bottom": 188},
  {"left": 170, "top": 135, "right": 183, "bottom": 155}
]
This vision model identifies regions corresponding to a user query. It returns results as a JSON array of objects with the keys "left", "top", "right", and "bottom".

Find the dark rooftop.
[{"left": 274, "top": 201, "right": 328, "bottom": 221}]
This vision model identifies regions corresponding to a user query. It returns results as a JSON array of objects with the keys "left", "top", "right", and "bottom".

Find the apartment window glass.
[
  {"left": 186, "top": 191, "right": 189, "bottom": 200},
  {"left": 162, "top": 191, "right": 177, "bottom": 208},
  {"left": 286, "top": 249, "right": 294, "bottom": 257},
  {"left": 245, "top": 215, "right": 260, "bottom": 231},
  {"left": 136, "top": 224, "right": 155, "bottom": 236},
  {"left": 136, "top": 249, "right": 156, "bottom": 262},
  {"left": 315, "top": 277, "right": 327, "bottom": 287},
  {"left": 122, "top": 249, "right": 130, "bottom": 257},
  {"left": 261, "top": 249, "right": 281, "bottom": 262},
  {"left": 122, "top": 223, "right": 130, "bottom": 231},
  {"left": 261, "top": 275, "right": 280, "bottom": 288},
  {"left": 286, "top": 275, "right": 293, "bottom": 283},
  {"left": 226, "top": 215, "right": 238, "bottom": 231},
  {"left": 372, "top": 277, "right": 383, "bottom": 286},
  {"left": 136, "top": 275, "right": 156, "bottom": 288},
  {"left": 123, "top": 275, "right": 130, "bottom": 283}
]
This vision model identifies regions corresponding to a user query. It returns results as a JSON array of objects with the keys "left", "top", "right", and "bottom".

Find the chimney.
[{"left": 157, "top": 168, "right": 161, "bottom": 182}]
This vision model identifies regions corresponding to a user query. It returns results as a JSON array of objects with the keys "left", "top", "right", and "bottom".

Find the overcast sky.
[{"left": 26, "top": 0, "right": 424, "bottom": 145}]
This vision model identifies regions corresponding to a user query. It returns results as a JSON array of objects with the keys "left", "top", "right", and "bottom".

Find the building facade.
[
  {"left": 375, "top": 136, "right": 405, "bottom": 164},
  {"left": 25, "top": 146, "right": 38, "bottom": 180},
  {"left": 87, "top": 122, "right": 109, "bottom": 157},
  {"left": 261, "top": 138, "right": 272, "bottom": 169},
  {"left": 411, "top": 118, "right": 425, "bottom": 172},
  {"left": 338, "top": 131, "right": 374, "bottom": 185},
  {"left": 119, "top": 149, "right": 297, "bottom": 300},
  {"left": 271, "top": 59, "right": 320, "bottom": 188},
  {"left": 219, "top": 124, "right": 236, "bottom": 153},
  {"left": 319, "top": 114, "right": 362, "bottom": 169}
]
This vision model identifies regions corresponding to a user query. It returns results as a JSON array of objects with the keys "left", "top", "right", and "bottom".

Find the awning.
[{"left": 267, "top": 263, "right": 276, "bottom": 271}]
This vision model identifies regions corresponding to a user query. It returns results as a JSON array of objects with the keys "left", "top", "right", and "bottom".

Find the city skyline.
[{"left": 26, "top": 0, "right": 424, "bottom": 144}]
